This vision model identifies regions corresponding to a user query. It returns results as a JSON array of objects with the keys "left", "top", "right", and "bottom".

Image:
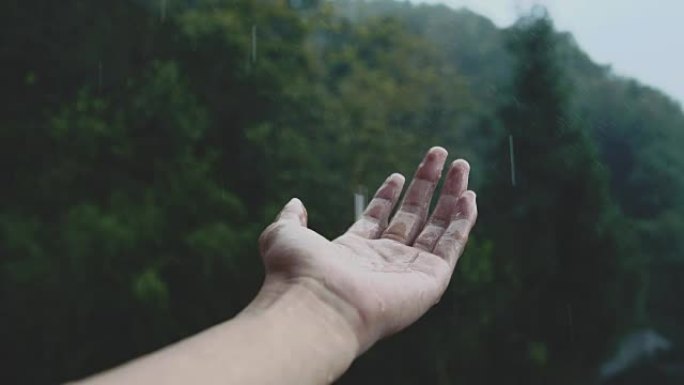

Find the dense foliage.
[{"left": 1, "top": 0, "right": 682, "bottom": 383}]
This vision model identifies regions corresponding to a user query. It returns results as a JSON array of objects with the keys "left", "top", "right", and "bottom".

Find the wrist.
[
  {"left": 239, "top": 275, "right": 363, "bottom": 381},
  {"left": 245, "top": 275, "right": 364, "bottom": 348}
]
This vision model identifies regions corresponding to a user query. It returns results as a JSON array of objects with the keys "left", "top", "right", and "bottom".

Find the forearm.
[{"left": 75, "top": 278, "right": 360, "bottom": 385}]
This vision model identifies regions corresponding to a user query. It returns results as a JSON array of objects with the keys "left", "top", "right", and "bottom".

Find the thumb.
[
  {"left": 259, "top": 198, "right": 307, "bottom": 257},
  {"left": 276, "top": 198, "right": 308, "bottom": 227}
]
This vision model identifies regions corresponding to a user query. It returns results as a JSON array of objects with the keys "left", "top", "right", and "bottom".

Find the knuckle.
[
  {"left": 399, "top": 201, "right": 426, "bottom": 215},
  {"left": 382, "top": 232, "right": 406, "bottom": 243},
  {"left": 352, "top": 218, "right": 381, "bottom": 236},
  {"left": 448, "top": 230, "right": 466, "bottom": 242},
  {"left": 364, "top": 198, "right": 393, "bottom": 220},
  {"left": 415, "top": 230, "right": 439, "bottom": 249}
]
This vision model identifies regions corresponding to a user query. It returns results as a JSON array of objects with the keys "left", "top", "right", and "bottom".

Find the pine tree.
[{"left": 485, "top": 10, "right": 639, "bottom": 384}]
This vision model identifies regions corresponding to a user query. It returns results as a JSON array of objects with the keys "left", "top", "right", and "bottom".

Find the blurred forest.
[{"left": 1, "top": 0, "right": 683, "bottom": 384}]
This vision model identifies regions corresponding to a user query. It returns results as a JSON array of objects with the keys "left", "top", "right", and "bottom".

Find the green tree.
[{"left": 483, "top": 11, "right": 643, "bottom": 384}]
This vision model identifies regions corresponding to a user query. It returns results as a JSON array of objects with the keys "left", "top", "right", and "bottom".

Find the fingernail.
[
  {"left": 387, "top": 173, "right": 405, "bottom": 184},
  {"left": 452, "top": 159, "right": 470, "bottom": 172},
  {"left": 428, "top": 146, "right": 448, "bottom": 157}
]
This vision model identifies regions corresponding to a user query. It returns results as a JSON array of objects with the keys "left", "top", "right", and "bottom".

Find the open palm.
[{"left": 258, "top": 147, "right": 477, "bottom": 349}]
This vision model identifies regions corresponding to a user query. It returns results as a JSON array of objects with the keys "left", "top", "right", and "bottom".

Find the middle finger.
[{"left": 381, "top": 147, "right": 448, "bottom": 244}]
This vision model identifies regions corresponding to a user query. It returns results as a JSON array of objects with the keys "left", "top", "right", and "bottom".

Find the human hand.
[{"left": 256, "top": 147, "right": 477, "bottom": 352}]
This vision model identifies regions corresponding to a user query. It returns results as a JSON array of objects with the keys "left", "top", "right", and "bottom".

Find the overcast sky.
[{"left": 416, "top": 0, "right": 684, "bottom": 106}]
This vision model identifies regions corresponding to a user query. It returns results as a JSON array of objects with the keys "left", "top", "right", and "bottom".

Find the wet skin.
[{"left": 257, "top": 146, "right": 478, "bottom": 351}]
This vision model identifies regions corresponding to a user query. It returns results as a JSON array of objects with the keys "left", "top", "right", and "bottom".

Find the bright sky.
[{"left": 416, "top": 0, "right": 684, "bottom": 106}]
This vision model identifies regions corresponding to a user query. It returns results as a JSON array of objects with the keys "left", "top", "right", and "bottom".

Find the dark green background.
[{"left": 1, "top": 1, "right": 682, "bottom": 383}]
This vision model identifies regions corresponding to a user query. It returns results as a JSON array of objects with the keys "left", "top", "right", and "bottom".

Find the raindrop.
[
  {"left": 567, "top": 303, "right": 575, "bottom": 341},
  {"left": 508, "top": 134, "right": 516, "bottom": 187},
  {"left": 251, "top": 24, "right": 258, "bottom": 63},
  {"left": 97, "top": 61, "right": 103, "bottom": 92},
  {"left": 160, "top": 0, "right": 167, "bottom": 22}
]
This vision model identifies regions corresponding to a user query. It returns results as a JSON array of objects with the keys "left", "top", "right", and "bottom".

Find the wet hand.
[{"left": 256, "top": 147, "right": 477, "bottom": 351}]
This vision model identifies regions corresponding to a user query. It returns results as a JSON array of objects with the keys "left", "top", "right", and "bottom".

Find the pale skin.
[{"left": 75, "top": 146, "right": 478, "bottom": 385}]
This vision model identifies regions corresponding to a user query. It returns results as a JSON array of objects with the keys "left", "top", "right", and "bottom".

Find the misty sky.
[{"left": 417, "top": 0, "right": 684, "bottom": 106}]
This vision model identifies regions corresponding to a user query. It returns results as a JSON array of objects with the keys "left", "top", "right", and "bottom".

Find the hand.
[{"left": 256, "top": 147, "right": 477, "bottom": 352}]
